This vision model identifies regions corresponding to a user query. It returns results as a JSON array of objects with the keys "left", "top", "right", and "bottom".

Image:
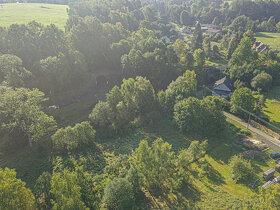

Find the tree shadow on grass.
[
  {"left": 207, "top": 166, "right": 226, "bottom": 185},
  {"left": 256, "top": 33, "right": 275, "bottom": 38}
]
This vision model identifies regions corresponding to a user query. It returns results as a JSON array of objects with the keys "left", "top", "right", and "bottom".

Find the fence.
[{"left": 250, "top": 120, "right": 280, "bottom": 139}]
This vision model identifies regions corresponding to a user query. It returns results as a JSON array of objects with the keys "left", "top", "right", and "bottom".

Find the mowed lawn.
[
  {"left": 0, "top": 3, "right": 68, "bottom": 29},
  {"left": 256, "top": 32, "right": 280, "bottom": 49},
  {"left": 263, "top": 86, "right": 280, "bottom": 125}
]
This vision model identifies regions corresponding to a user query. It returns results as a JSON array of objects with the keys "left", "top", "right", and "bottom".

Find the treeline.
[{"left": 0, "top": 0, "right": 82, "bottom": 4}]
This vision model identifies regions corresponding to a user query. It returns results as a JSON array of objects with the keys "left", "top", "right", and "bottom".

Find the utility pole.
[{"left": 247, "top": 113, "right": 251, "bottom": 129}]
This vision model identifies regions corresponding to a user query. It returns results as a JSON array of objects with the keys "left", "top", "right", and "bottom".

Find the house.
[
  {"left": 212, "top": 76, "right": 233, "bottom": 98},
  {"left": 253, "top": 41, "right": 269, "bottom": 54}
]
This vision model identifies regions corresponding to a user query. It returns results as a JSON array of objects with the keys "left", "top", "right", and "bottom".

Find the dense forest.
[{"left": 1, "top": 0, "right": 280, "bottom": 209}]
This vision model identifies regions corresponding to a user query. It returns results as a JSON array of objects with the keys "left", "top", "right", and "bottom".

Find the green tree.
[
  {"left": 229, "top": 36, "right": 258, "bottom": 66},
  {"left": 173, "top": 39, "right": 186, "bottom": 56},
  {"left": 174, "top": 97, "right": 204, "bottom": 134},
  {"left": 0, "top": 167, "right": 35, "bottom": 209},
  {"left": 230, "top": 88, "right": 255, "bottom": 118},
  {"left": 0, "top": 54, "right": 31, "bottom": 87},
  {"left": 51, "top": 169, "right": 88, "bottom": 210},
  {"left": 194, "top": 48, "right": 206, "bottom": 67},
  {"left": 35, "top": 172, "right": 52, "bottom": 209},
  {"left": 192, "top": 23, "right": 203, "bottom": 50},
  {"left": 180, "top": 10, "right": 192, "bottom": 26},
  {"left": 165, "top": 70, "right": 197, "bottom": 114},
  {"left": 89, "top": 101, "right": 113, "bottom": 129},
  {"left": 251, "top": 72, "right": 272, "bottom": 92},
  {"left": 52, "top": 121, "right": 95, "bottom": 153},
  {"left": 229, "top": 155, "right": 254, "bottom": 183},
  {"left": 0, "top": 88, "right": 57, "bottom": 147},
  {"left": 103, "top": 178, "right": 135, "bottom": 210}
]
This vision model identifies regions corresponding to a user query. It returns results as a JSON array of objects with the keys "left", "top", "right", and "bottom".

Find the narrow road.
[{"left": 224, "top": 112, "right": 280, "bottom": 152}]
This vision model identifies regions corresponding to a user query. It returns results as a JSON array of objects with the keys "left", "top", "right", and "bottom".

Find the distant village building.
[
  {"left": 212, "top": 76, "right": 233, "bottom": 98},
  {"left": 191, "top": 23, "right": 220, "bottom": 35},
  {"left": 253, "top": 41, "right": 269, "bottom": 54}
]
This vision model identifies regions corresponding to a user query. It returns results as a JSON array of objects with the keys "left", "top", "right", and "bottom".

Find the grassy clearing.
[
  {"left": 0, "top": 3, "right": 68, "bottom": 29},
  {"left": 261, "top": 86, "right": 280, "bottom": 127},
  {"left": 256, "top": 32, "right": 280, "bottom": 49},
  {"left": 50, "top": 98, "right": 98, "bottom": 127}
]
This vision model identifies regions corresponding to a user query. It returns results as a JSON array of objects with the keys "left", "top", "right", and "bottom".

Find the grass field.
[
  {"left": 256, "top": 32, "right": 280, "bottom": 49},
  {"left": 0, "top": 3, "right": 68, "bottom": 29},
  {"left": 263, "top": 86, "right": 280, "bottom": 127}
]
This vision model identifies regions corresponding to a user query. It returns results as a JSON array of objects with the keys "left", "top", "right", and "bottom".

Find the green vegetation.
[
  {"left": 263, "top": 86, "right": 280, "bottom": 125},
  {"left": 1, "top": 0, "right": 280, "bottom": 208},
  {"left": 256, "top": 32, "right": 280, "bottom": 49},
  {"left": 0, "top": 3, "right": 68, "bottom": 29}
]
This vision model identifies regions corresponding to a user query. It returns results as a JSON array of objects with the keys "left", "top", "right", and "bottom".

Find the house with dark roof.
[
  {"left": 212, "top": 76, "right": 233, "bottom": 98},
  {"left": 253, "top": 41, "right": 269, "bottom": 54}
]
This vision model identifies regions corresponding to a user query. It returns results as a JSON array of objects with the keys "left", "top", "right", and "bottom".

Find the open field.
[
  {"left": 263, "top": 86, "right": 280, "bottom": 126},
  {"left": 0, "top": 3, "right": 68, "bottom": 29},
  {"left": 256, "top": 32, "right": 280, "bottom": 49}
]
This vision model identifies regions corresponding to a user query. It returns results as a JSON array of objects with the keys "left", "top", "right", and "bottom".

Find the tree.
[
  {"left": 174, "top": 97, "right": 203, "bottom": 134},
  {"left": 0, "top": 168, "right": 35, "bottom": 209},
  {"left": 180, "top": 10, "right": 192, "bottom": 26},
  {"left": 229, "top": 155, "right": 254, "bottom": 183},
  {"left": 0, "top": 88, "right": 57, "bottom": 147},
  {"left": 52, "top": 121, "right": 96, "bottom": 153},
  {"left": 194, "top": 48, "right": 206, "bottom": 67},
  {"left": 35, "top": 172, "right": 52, "bottom": 209},
  {"left": 133, "top": 76, "right": 156, "bottom": 116},
  {"left": 230, "top": 88, "right": 255, "bottom": 118},
  {"left": 89, "top": 101, "right": 113, "bottom": 129},
  {"left": 173, "top": 39, "right": 186, "bottom": 56},
  {"left": 192, "top": 23, "right": 203, "bottom": 50},
  {"left": 212, "top": 45, "right": 219, "bottom": 58},
  {"left": 174, "top": 96, "right": 226, "bottom": 136},
  {"left": 50, "top": 169, "right": 88, "bottom": 210},
  {"left": 229, "top": 36, "right": 258, "bottom": 66},
  {"left": 251, "top": 72, "right": 272, "bottom": 92},
  {"left": 164, "top": 70, "right": 197, "bottom": 114},
  {"left": 182, "top": 52, "right": 194, "bottom": 68},
  {"left": 0, "top": 54, "right": 31, "bottom": 87},
  {"left": 103, "top": 178, "right": 135, "bottom": 210}
]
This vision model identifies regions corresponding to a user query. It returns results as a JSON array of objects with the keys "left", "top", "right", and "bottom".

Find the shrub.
[
  {"left": 103, "top": 178, "right": 135, "bottom": 210},
  {"left": 229, "top": 155, "right": 254, "bottom": 183},
  {"left": 89, "top": 101, "right": 113, "bottom": 129},
  {"left": 52, "top": 121, "right": 95, "bottom": 153}
]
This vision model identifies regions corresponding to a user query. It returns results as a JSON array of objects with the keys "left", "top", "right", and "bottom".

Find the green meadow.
[
  {"left": 0, "top": 3, "right": 68, "bottom": 29},
  {"left": 263, "top": 86, "right": 280, "bottom": 126},
  {"left": 256, "top": 32, "right": 280, "bottom": 49}
]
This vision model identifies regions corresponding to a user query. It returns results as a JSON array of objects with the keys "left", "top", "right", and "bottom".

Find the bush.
[
  {"left": 251, "top": 72, "right": 272, "bottom": 92},
  {"left": 89, "top": 101, "right": 113, "bottom": 129},
  {"left": 229, "top": 155, "right": 254, "bottom": 183},
  {"left": 103, "top": 178, "right": 135, "bottom": 210},
  {"left": 52, "top": 121, "right": 96, "bottom": 153}
]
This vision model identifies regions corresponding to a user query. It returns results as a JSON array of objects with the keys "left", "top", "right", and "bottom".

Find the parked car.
[{"left": 270, "top": 152, "right": 280, "bottom": 160}]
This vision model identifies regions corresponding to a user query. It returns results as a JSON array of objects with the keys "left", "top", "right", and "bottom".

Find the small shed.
[
  {"left": 262, "top": 180, "right": 274, "bottom": 189},
  {"left": 263, "top": 168, "right": 275, "bottom": 181}
]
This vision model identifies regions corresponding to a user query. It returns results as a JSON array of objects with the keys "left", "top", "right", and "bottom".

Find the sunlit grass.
[{"left": 0, "top": 3, "right": 68, "bottom": 29}]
